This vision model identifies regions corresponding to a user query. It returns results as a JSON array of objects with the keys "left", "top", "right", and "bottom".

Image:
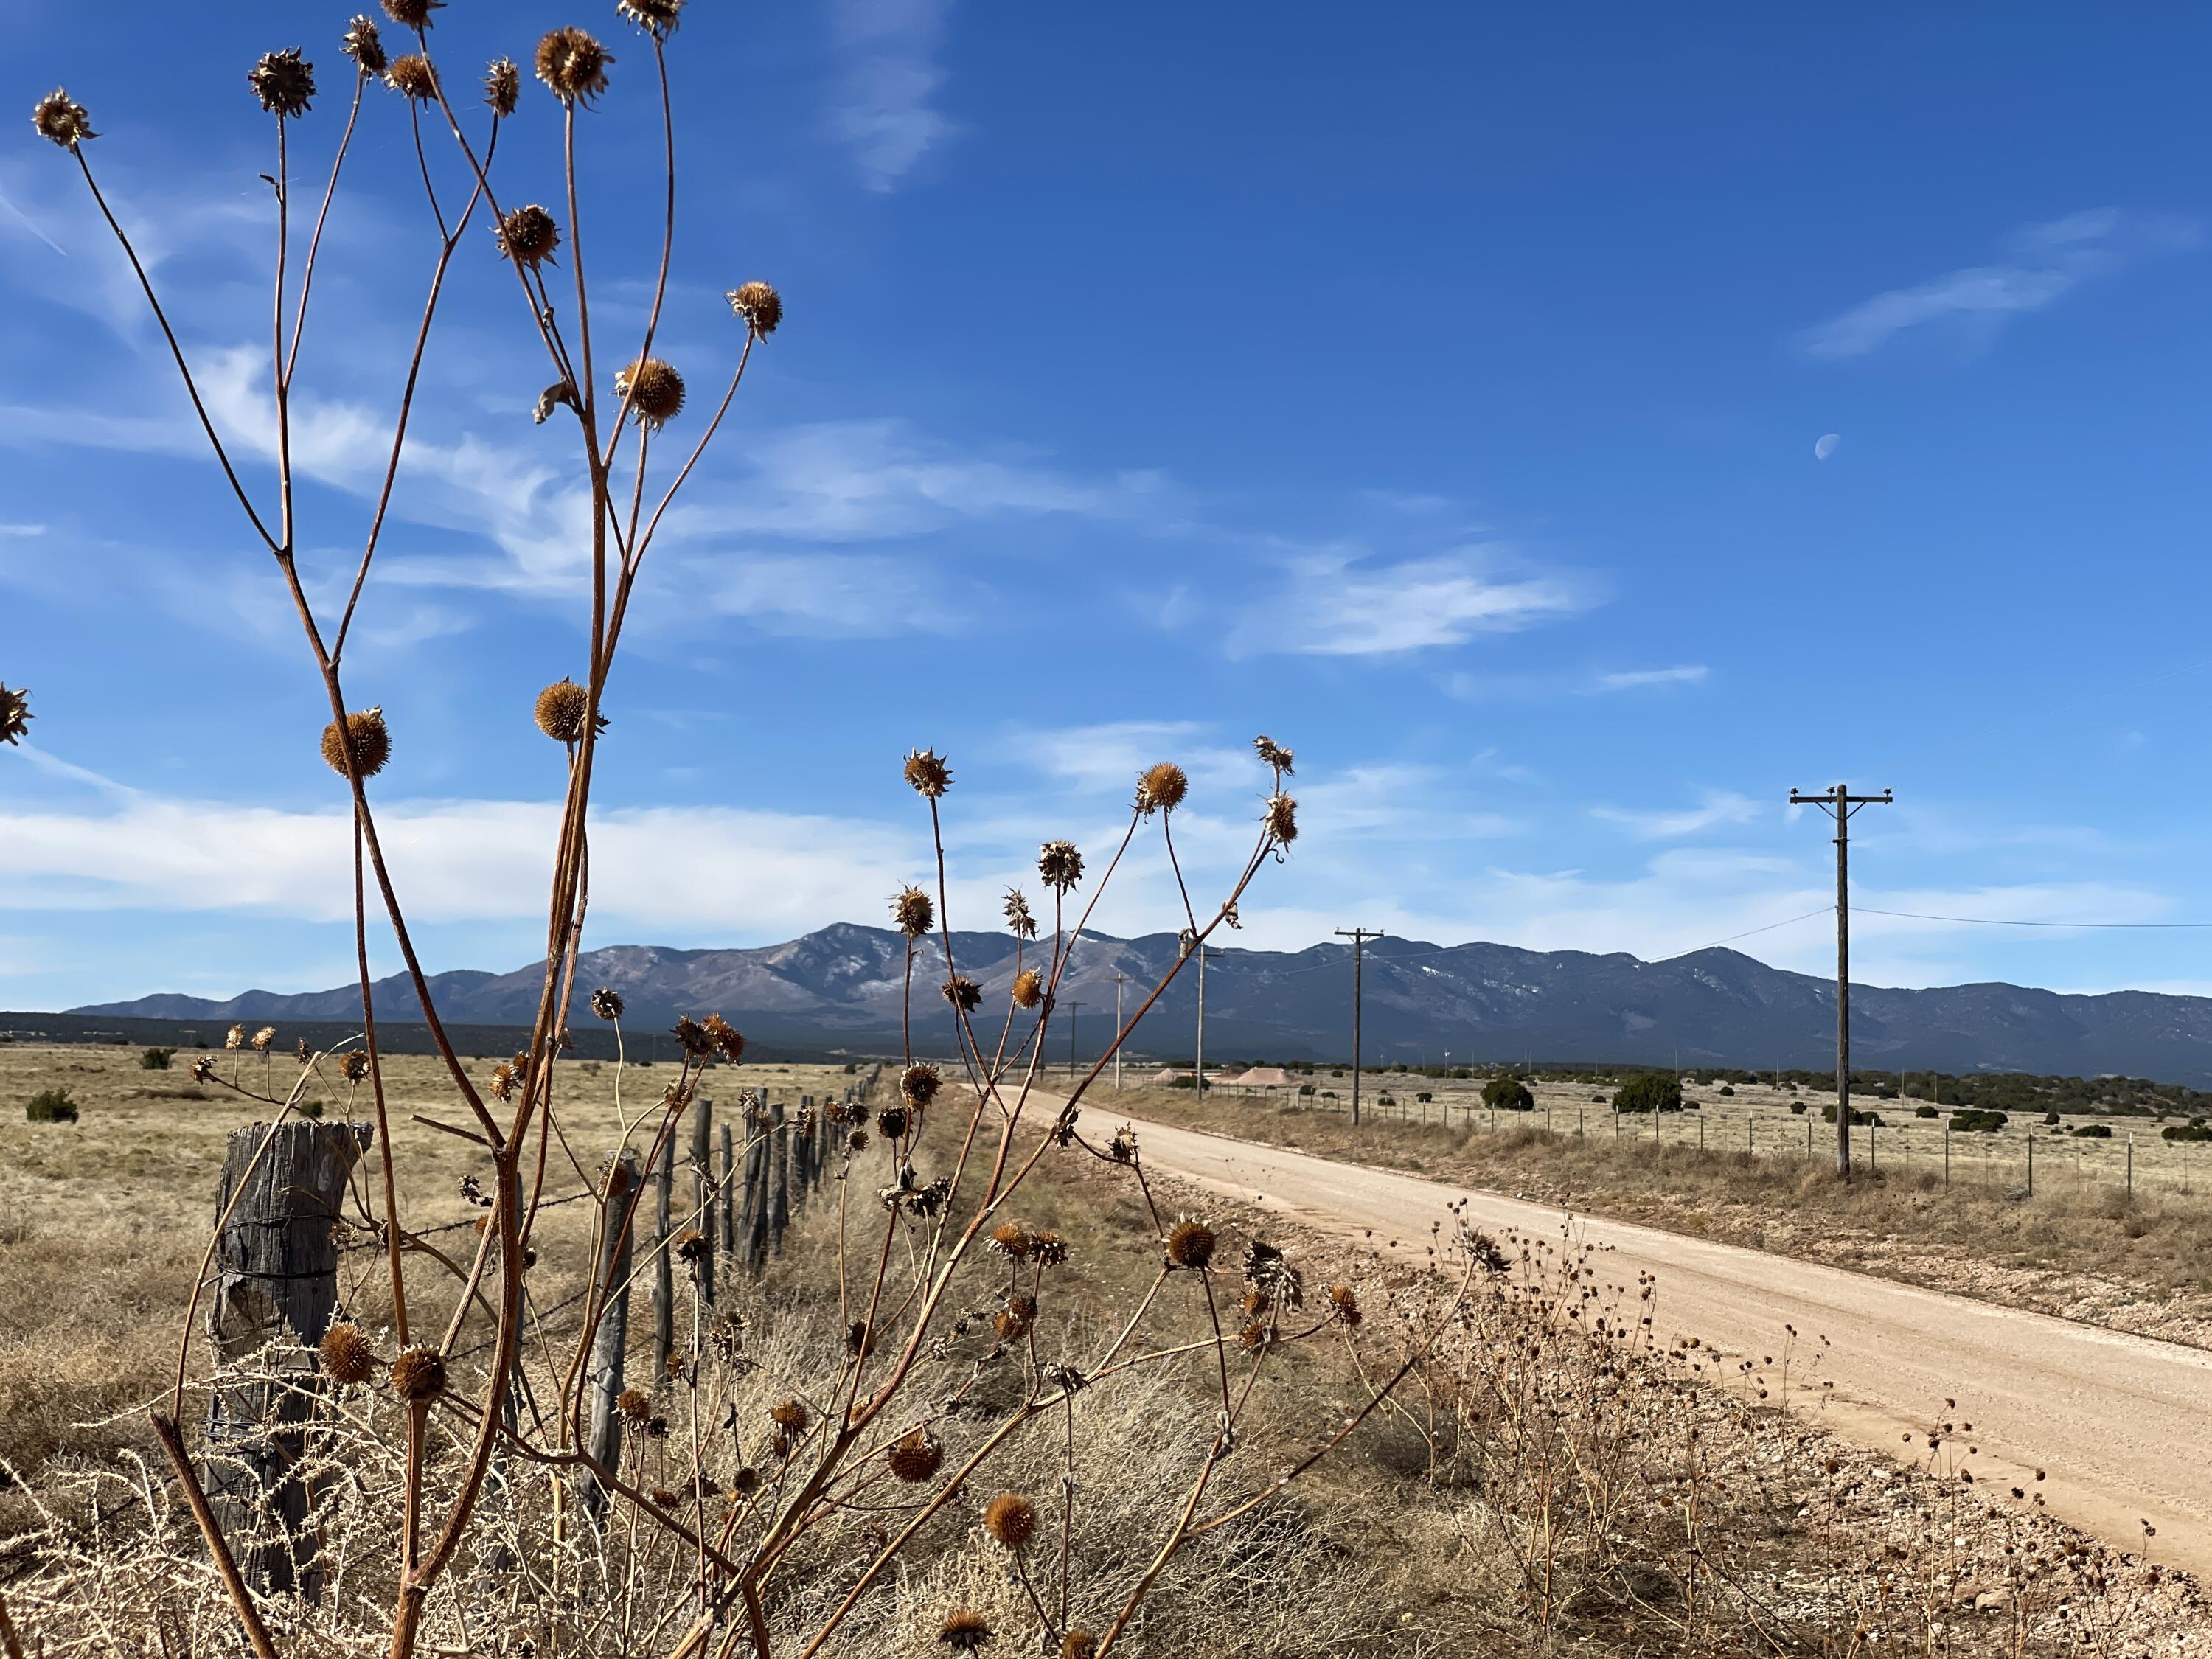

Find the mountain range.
[{"left": 62, "top": 923, "right": 2212, "bottom": 1084}]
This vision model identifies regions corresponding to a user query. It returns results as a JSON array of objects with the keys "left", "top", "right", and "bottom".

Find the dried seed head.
[
  {"left": 0, "top": 683, "right": 31, "bottom": 745},
  {"left": 649, "top": 1485, "right": 679, "bottom": 1509},
  {"left": 1010, "top": 968, "right": 1043, "bottom": 1010},
  {"left": 489, "top": 1060, "right": 518, "bottom": 1101},
  {"left": 672, "top": 1015, "right": 713, "bottom": 1059},
  {"left": 989, "top": 1222, "right": 1032, "bottom": 1259},
  {"left": 616, "top": 1387, "right": 652, "bottom": 1423},
  {"left": 226, "top": 1024, "right": 246, "bottom": 1051},
  {"left": 384, "top": 54, "right": 439, "bottom": 101},
  {"left": 319, "top": 1321, "right": 378, "bottom": 1385},
  {"left": 341, "top": 1049, "right": 371, "bottom": 1082},
  {"left": 32, "top": 89, "right": 95, "bottom": 148},
  {"left": 768, "top": 1397, "right": 810, "bottom": 1433},
  {"left": 484, "top": 55, "right": 520, "bottom": 115},
  {"left": 321, "top": 707, "right": 391, "bottom": 778},
  {"left": 701, "top": 1014, "right": 745, "bottom": 1063},
  {"left": 1136, "top": 760, "right": 1189, "bottom": 816},
  {"left": 891, "top": 884, "right": 935, "bottom": 936},
  {"left": 252, "top": 1026, "right": 276, "bottom": 1053},
  {"left": 994, "top": 1291, "right": 1037, "bottom": 1341},
  {"left": 342, "top": 17, "right": 389, "bottom": 76},
  {"left": 983, "top": 1492, "right": 1035, "bottom": 1549},
  {"left": 1002, "top": 888, "right": 1037, "bottom": 939},
  {"left": 616, "top": 357, "right": 685, "bottom": 428},
  {"left": 1166, "top": 1217, "right": 1217, "bottom": 1270},
  {"left": 902, "top": 747, "right": 950, "bottom": 798},
  {"left": 618, "top": 0, "right": 686, "bottom": 37},
  {"left": 535, "top": 27, "right": 613, "bottom": 102},
  {"left": 533, "top": 677, "right": 597, "bottom": 742},
  {"left": 875, "top": 1105, "right": 908, "bottom": 1140},
  {"left": 900, "top": 1062, "right": 941, "bottom": 1109},
  {"left": 1061, "top": 1632, "right": 1098, "bottom": 1659},
  {"left": 847, "top": 1127, "right": 869, "bottom": 1152},
  {"left": 1253, "top": 734, "right": 1295, "bottom": 776},
  {"left": 887, "top": 1429, "right": 942, "bottom": 1482},
  {"left": 846, "top": 1318, "right": 874, "bottom": 1358},
  {"left": 389, "top": 1344, "right": 447, "bottom": 1402},
  {"left": 727, "top": 280, "right": 782, "bottom": 336},
  {"left": 248, "top": 48, "right": 317, "bottom": 118},
  {"left": 674, "top": 1228, "right": 709, "bottom": 1265},
  {"left": 1265, "top": 792, "right": 1298, "bottom": 844},
  {"left": 1327, "top": 1282, "right": 1362, "bottom": 1326},
  {"left": 942, "top": 975, "right": 981, "bottom": 1014},
  {"left": 1037, "top": 839, "right": 1083, "bottom": 892},
  {"left": 590, "top": 985, "right": 625, "bottom": 1020},
  {"left": 938, "top": 1609, "right": 992, "bottom": 1652},
  {"left": 497, "top": 204, "right": 562, "bottom": 267},
  {"left": 381, "top": 0, "right": 444, "bottom": 29},
  {"left": 1031, "top": 1229, "right": 1068, "bottom": 1268}
]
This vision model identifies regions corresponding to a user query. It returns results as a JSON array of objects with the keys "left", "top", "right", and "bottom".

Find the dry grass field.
[
  {"left": 4, "top": 1040, "right": 2209, "bottom": 1655},
  {"left": 1101, "top": 1074, "right": 2212, "bottom": 1349}
]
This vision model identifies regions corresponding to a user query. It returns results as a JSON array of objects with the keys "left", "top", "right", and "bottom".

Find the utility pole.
[
  {"left": 1789, "top": 783, "right": 1893, "bottom": 1178},
  {"left": 1068, "top": 1001, "right": 1085, "bottom": 1077},
  {"left": 1113, "top": 972, "right": 1127, "bottom": 1093},
  {"left": 1335, "top": 928, "right": 1382, "bottom": 1127}
]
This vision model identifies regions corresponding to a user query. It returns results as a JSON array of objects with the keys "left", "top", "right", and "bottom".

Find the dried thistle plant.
[{"left": 28, "top": 12, "right": 1435, "bottom": 1659}]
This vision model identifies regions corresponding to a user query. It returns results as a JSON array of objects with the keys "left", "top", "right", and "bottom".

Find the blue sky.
[{"left": 7, "top": 1, "right": 2212, "bottom": 1009}]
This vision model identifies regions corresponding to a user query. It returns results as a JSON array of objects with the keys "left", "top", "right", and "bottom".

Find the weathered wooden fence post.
[
  {"left": 582, "top": 1152, "right": 641, "bottom": 1526},
  {"left": 205, "top": 1119, "right": 369, "bottom": 1600},
  {"left": 719, "top": 1120, "right": 737, "bottom": 1256},
  {"left": 652, "top": 1133, "right": 675, "bottom": 1384},
  {"left": 746, "top": 1098, "right": 771, "bottom": 1274},
  {"left": 690, "top": 1096, "right": 715, "bottom": 1306},
  {"left": 769, "top": 1100, "right": 790, "bottom": 1256}
]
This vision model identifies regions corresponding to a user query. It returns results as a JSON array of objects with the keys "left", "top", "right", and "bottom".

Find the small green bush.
[
  {"left": 1789, "top": 1102, "right": 1807, "bottom": 1115},
  {"left": 1611, "top": 1072, "right": 1682, "bottom": 1115},
  {"left": 1298, "top": 1083, "right": 1315, "bottom": 1096},
  {"left": 1950, "top": 1108, "right": 2008, "bottom": 1133},
  {"left": 139, "top": 1046, "right": 175, "bottom": 1071},
  {"left": 2042, "top": 1110, "right": 2060, "bottom": 1127},
  {"left": 297, "top": 1099, "right": 325, "bottom": 1121},
  {"left": 1914, "top": 1105, "right": 1938, "bottom": 1119},
  {"left": 1821, "top": 1104, "right": 1882, "bottom": 1127},
  {"left": 1415, "top": 1091, "right": 1433, "bottom": 1103},
  {"left": 1717, "top": 1084, "right": 1734, "bottom": 1097},
  {"left": 1482, "top": 1075, "right": 1534, "bottom": 1113},
  {"left": 2072, "top": 1123, "right": 2112, "bottom": 1139},
  {"left": 26, "top": 1088, "right": 79, "bottom": 1124},
  {"left": 2163, "top": 1123, "right": 2212, "bottom": 1143}
]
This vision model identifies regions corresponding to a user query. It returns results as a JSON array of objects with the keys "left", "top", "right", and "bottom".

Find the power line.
[{"left": 1851, "top": 905, "right": 2212, "bottom": 930}]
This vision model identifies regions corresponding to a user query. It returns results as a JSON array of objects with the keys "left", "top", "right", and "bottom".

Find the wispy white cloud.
[
  {"left": 1585, "top": 664, "right": 1708, "bottom": 693},
  {"left": 0, "top": 792, "right": 919, "bottom": 933},
  {"left": 1801, "top": 209, "right": 2199, "bottom": 360},
  {"left": 1231, "top": 547, "right": 1595, "bottom": 658},
  {"left": 1592, "top": 790, "right": 1763, "bottom": 840},
  {"left": 698, "top": 550, "right": 971, "bottom": 637},
  {"left": 832, "top": 0, "right": 957, "bottom": 192}
]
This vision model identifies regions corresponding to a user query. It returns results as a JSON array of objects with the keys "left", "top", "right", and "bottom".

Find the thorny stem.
[{"left": 356, "top": 815, "right": 409, "bottom": 1344}]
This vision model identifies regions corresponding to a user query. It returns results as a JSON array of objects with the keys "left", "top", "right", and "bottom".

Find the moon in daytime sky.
[{"left": 1814, "top": 433, "right": 1842, "bottom": 461}]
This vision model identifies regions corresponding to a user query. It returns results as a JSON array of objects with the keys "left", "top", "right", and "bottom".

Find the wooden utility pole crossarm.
[{"left": 1788, "top": 784, "right": 1893, "bottom": 1178}]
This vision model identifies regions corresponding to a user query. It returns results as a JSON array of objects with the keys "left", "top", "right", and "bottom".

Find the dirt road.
[{"left": 1106, "top": 1106, "right": 2212, "bottom": 1577}]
